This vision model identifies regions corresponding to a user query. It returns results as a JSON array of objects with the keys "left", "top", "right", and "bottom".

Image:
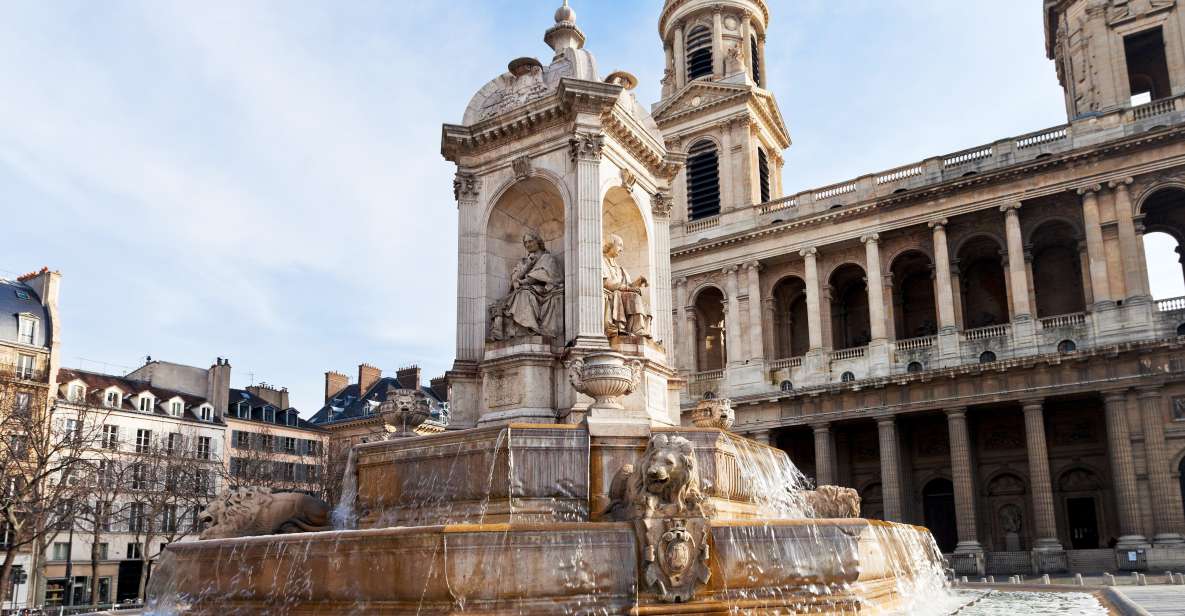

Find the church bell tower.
[{"left": 654, "top": 0, "right": 791, "bottom": 227}]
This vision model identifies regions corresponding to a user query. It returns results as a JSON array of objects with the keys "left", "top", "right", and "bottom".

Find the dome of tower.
[{"left": 461, "top": 2, "right": 598, "bottom": 125}]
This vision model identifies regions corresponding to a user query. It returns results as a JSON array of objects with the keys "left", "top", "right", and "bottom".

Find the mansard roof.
[
  {"left": 307, "top": 376, "right": 447, "bottom": 427},
  {"left": 57, "top": 367, "right": 223, "bottom": 425},
  {"left": 0, "top": 278, "right": 50, "bottom": 348}
]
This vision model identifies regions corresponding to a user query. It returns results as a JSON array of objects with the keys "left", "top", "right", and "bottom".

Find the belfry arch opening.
[
  {"left": 1141, "top": 187, "right": 1185, "bottom": 299},
  {"left": 1030, "top": 220, "right": 1086, "bottom": 318},
  {"left": 686, "top": 140, "right": 721, "bottom": 221},
  {"left": 686, "top": 25, "right": 713, "bottom": 81},
  {"left": 694, "top": 287, "right": 726, "bottom": 372},
  {"left": 1124, "top": 27, "right": 1172, "bottom": 105},
  {"left": 890, "top": 251, "right": 937, "bottom": 340},
  {"left": 957, "top": 236, "right": 1009, "bottom": 329},
  {"left": 772, "top": 276, "right": 809, "bottom": 359},
  {"left": 829, "top": 264, "right": 871, "bottom": 350}
]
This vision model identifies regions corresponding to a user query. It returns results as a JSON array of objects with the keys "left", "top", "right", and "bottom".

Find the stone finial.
[{"left": 546, "top": 0, "right": 586, "bottom": 52}]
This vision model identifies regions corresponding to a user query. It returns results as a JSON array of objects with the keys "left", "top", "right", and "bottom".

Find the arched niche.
[
  {"left": 484, "top": 177, "right": 567, "bottom": 320},
  {"left": 890, "top": 250, "right": 937, "bottom": 340},
  {"left": 957, "top": 235, "right": 1010, "bottom": 329},
  {"left": 1030, "top": 220, "right": 1086, "bottom": 317},
  {"left": 829, "top": 263, "right": 870, "bottom": 350},
  {"left": 692, "top": 286, "right": 726, "bottom": 372},
  {"left": 771, "top": 276, "right": 809, "bottom": 359},
  {"left": 603, "top": 185, "right": 652, "bottom": 305}
]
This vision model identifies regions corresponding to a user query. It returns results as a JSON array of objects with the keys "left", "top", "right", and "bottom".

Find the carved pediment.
[{"left": 652, "top": 82, "right": 753, "bottom": 125}]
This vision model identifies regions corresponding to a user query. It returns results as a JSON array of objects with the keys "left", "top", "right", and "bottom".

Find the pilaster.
[
  {"left": 454, "top": 171, "right": 484, "bottom": 364},
  {"left": 744, "top": 261, "right": 764, "bottom": 363},
  {"left": 724, "top": 265, "right": 744, "bottom": 365},
  {"left": 1110, "top": 178, "right": 1150, "bottom": 304},
  {"left": 1078, "top": 185, "right": 1114, "bottom": 308},
  {"left": 570, "top": 132, "right": 610, "bottom": 349},
  {"left": 877, "top": 417, "right": 903, "bottom": 522},
  {"left": 652, "top": 192, "right": 675, "bottom": 354}
]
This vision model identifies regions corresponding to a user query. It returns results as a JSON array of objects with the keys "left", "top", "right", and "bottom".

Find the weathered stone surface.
[
  {"left": 198, "top": 488, "right": 331, "bottom": 540},
  {"left": 803, "top": 485, "right": 861, "bottom": 519}
]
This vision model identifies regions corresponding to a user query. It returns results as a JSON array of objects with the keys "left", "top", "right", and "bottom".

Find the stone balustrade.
[
  {"left": 690, "top": 369, "right": 724, "bottom": 382},
  {"left": 769, "top": 357, "right": 803, "bottom": 370},
  {"left": 963, "top": 324, "right": 1011, "bottom": 341},
  {"left": 673, "top": 94, "right": 1185, "bottom": 246},
  {"left": 830, "top": 347, "right": 867, "bottom": 362},
  {"left": 1157, "top": 296, "right": 1185, "bottom": 313},
  {"left": 1039, "top": 312, "right": 1087, "bottom": 330},
  {"left": 895, "top": 336, "right": 936, "bottom": 352}
]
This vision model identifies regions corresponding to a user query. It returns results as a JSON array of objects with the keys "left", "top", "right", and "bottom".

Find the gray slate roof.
[
  {"left": 307, "top": 377, "right": 446, "bottom": 426},
  {"left": 0, "top": 279, "right": 50, "bottom": 348}
]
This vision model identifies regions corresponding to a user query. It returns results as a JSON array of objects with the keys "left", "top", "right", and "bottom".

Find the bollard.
[
  {"left": 1075, "top": 573, "right": 1084, "bottom": 586},
  {"left": 1167, "top": 572, "right": 1175, "bottom": 585},
  {"left": 1042, "top": 574, "right": 1051, "bottom": 585},
  {"left": 988, "top": 576, "right": 996, "bottom": 584},
  {"left": 981, "top": 578, "right": 988, "bottom": 584},
  {"left": 1104, "top": 573, "right": 1115, "bottom": 586},
  {"left": 1138, "top": 574, "right": 1148, "bottom": 586},
  {"left": 961, "top": 576, "right": 968, "bottom": 584}
]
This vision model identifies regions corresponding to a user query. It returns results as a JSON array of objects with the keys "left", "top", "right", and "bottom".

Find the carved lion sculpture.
[
  {"left": 605, "top": 434, "right": 709, "bottom": 520},
  {"left": 199, "top": 487, "right": 332, "bottom": 540},
  {"left": 803, "top": 485, "right": 861, "bottom": 519}
]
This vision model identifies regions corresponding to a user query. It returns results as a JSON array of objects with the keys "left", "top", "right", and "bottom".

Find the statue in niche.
[
  {"left": 488, "top": 230, "right": 564, "bottom": 341},
  {"left": 603, "top": 234, "right": 652, "bottom": 338},
  {"left": 1000, "top": 504, "right": 1023, "bottom": 552}
]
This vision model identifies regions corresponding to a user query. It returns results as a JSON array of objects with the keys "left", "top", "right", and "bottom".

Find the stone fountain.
[{"left": 144, "top": 4, "right": 949, "bottom": 614}]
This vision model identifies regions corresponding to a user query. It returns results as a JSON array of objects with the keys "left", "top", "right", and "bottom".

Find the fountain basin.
[{"left": 151, "top": 518, "right": 939, "bottom": 614}]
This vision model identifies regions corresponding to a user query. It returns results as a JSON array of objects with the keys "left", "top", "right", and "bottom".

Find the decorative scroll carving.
[
  {"left": 199, "top": 488, "right": 332, "bottom": 540},
  {"left": 570, "top": 132, "right": 605, "bottom": 163},
  {"left": 652, "top": 192, "right": 673, "bottom": 219},
  {"left": 453, "top": 172, "right": 480, "bottom": 201},
  {"left": 604, "top": 434, "right": 712, "bottom": 603},
  {"left": 476, "top": 58, "right": 549, "bottom": 122}
]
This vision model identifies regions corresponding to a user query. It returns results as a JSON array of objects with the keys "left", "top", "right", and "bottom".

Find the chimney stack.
[
  {"left": 206, "top": 358, "right": 232, "bottom": 420},
  {"left": 358, "top": 363, "right": 382, "bottom": 396},
  {"left": 248, "top": 383, "right": 290, "bottom": 410},
  {"left": 325, "top": 371, "right": 349, "bottom": 403},
  {"left": 429, "top": 375, "right": 450, "bottom": 402},
  {"left": 396, "top": 365, "right": 422, "bottom": 391}
]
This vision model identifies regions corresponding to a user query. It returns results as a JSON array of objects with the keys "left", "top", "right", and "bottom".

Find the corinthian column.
[
  {"left": 570, "top": 133, "right": 606, "bottom": 345},
  {"left": 1001, "top": 203, "right": 1032, "bottom": 320},
  {"left": 813, "top": 423, "right": 835, "bottom": 486},
  {"left": 454, "top": 171, "right": 483, "bottom": 362},
  {"left": 946, "top": 408, "right": 982, "bottom": 553},
  {"left": 724, "top": 265, "right": 744, "bottom": 364},
  {"left": 652, "top": 193, "right": 675, "bottom": 352},
  {"left": 1078, "top": 185, "right": 1113, "bottom": 307},
  {"left": 711, "top": 7, "right": 725, "bottom": 77},
  {"left": 929, "top": 219, "right": 958, "bottom": 332},
  {"left": 801, "top": 248, "right": 823, "bottom": 350},
  {"left": 863, "top": 234, "right": 887, "bottom": 342},
  {"left": 1110, "top": 178, "right": 1148, "bottom": 302},
  {"left": 674, "top": 277, "right": 689, "bottom": 372},
  {"left": 1138, "top": 387, "right": 1185, "bottom": 544},
  {"left": 1102, "top": 390, "right": 1148, "bottom": 547},
  {"left": 673, "top": 25, "right": 686, "bottom": 88},
  {"left": 745, "top": 261, "right": 765, "bottom": 362},
  {"left": 878, "top": 417, "right": 903, "bottom": 522},
  {"left": 1023, "top": 400, "right": 1061, "bottom": 550}
]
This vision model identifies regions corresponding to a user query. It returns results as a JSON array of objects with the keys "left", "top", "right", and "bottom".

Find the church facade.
[{"left": 662, "top": 0, "right": 1185, "bottom": 574}]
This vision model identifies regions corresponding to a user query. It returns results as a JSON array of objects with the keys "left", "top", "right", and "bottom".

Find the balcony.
[{"left": 963, "top": 324, "right": 1011, "bottom": 342}]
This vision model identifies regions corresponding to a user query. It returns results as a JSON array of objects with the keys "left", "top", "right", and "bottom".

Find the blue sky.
[{"left": 1, "top": 0, "right": 1181, "bottom": 414}]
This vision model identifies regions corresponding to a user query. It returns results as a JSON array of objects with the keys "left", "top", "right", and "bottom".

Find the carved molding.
[
  {"left": 652, "top": 192, "right": 673, "bottom": 219},
  {"left": 453, "top": 172, "right": 481, "bottom": 201}
]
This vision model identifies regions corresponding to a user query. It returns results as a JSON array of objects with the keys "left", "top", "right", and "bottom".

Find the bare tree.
[
  {"left": 0, "top": 368, "right": 105, "bottom": 605},
  {"left": 225, "top": 426, "right": 331, "bottom": 501}
]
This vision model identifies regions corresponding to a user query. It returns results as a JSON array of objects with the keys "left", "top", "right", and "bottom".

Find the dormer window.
[
  {"left": 263, "top": 406, "right": 275, "bottom": 423},
  {"left": 169, "top": 400, "right": 183, "bottom": 417},
  {"left": 138, "top": 394, "right": 155, "bottom": 413},
  {"left": 199, "top": 405, "right": 213, "bottom": 422},
  {"left": 105, "top": 389, "right": 121, "bottom": 408},
  {"left": 16, "top": 315, "right": 37, "bottom": 346},
  {"left": 67, "top": 382, "right": 86, "bottom": 403}
]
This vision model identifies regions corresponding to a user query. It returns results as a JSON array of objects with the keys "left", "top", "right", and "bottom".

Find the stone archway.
[
  {"left": 771, "top": 276, "right": 809, "bottom": 358},
  {"left": 829, "top": 264, "right": 871, "bottom": 350},
  {"left": 1140, "top": 187, "right": 1185, "bottom": 298},
  {"left": 1058, "top": 468, "right": 1104, "bottom": 550}
]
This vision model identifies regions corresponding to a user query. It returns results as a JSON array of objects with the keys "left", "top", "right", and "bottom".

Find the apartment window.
[
  {"left": 130, "top": 464, "right": 148, "bottom": 491},
  {"left": 64, "top": 419, "right": 82, "bottom": 441},
  {"left": 105, "top": 390, "right": 121, "bottom": 408},
  {"left": 12, "top": 391, "right": 30, "bottom": 416},
  {"left": 166, "top": 433, "right": 181, "bottom": 455},
  {"left": 97, "top": 542, "right": 109, "bottom": 560},
  {"left": 16, "top": 354, "right": 35, "bottom": 379},
  {"left": 126, "top": 542, "right": 143, "bottom": 560},
  {"left": 1125, "top": 27, "right": 1172, "bottom": 103},
  {"left": 1, "top": 525, "right": 14, "bottom": 548},
  {"left": 128, "top": 503, "right": 145, "bottom": 532},
  {"left": 161, "top": 505, "right": 177, "bottom": 533},
  {"left": 196, "top": 436, "right": 211, "bottom": 460},
  {"left": 234, "top": 401, "right": 249, "bottom": 418},
  {"left": 194, "top": 470, "right": 212, "bottom": 496},
  {"left": 170, "top": 401, "right": 183, "bottom": 417},
  {"left": 258, "top": 434, "right": 274, "bottom": 452},
  {"left": 9, "top": 434, "right": 29, "bottom": 459},
  {"left": 17, "top": 316, "right": 36, "bottom": 345},
  {"left": 101, "top": 425, "right": 119, "bottom": 450},
  {"left": 199, "top": 405, "right": 212, "bottom": 422},
  {"left": 68, "top": 383, "right": 85, "bottom": 403},
  {"left": 96, "top": 500, "right": 111, "bottom": 531},
  {"left": 138, "top": 395, "right": 154, "bottom": 413},
  {"left": 1172, "top": 397, "right": 1185, "bottom": 422},
  {"left": 232, "top": 430, "right": 251, "bottom": 450},
  {"left": 136, "top": 429, "right": 152, "bottom": 453},
  {"left": 283, "top": 437, "right": 296, "bottom": 455},
  {"left": 278, "top": 462, "right": 296, "bottom": 482},
  {"left": 263, "top": 406, "right": 275, "bottom": 423},
  {"left": 52, "top": 542, "right": 70, "bottom": 561},
  {"left": 307, "top": 465, "right": 320, "bottom": 483}
]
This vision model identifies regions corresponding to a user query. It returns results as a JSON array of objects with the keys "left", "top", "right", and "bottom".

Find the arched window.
[
  {"left": 841, "top": 371, "right": 856, "bottom": 383},
  {"left": 891, "top": 251, "right": 938, "bottom": 340},
  {"left": 830, "top": 264, "right": 871, "bottom": 350},
  {"left": 1030, "top": 221, "right": 1085, "bottom": 318},
  {"left": 979, "top": 351, "right": 997, "bottom": 364},
  {"left": 758, "top": 147, "right": 771, "bottom": 203},
  {"left": 958, "top": 236, "right": 1010, "bottom": 329},
  {"left": 687, "top": 140, "right": 721, "bottom": 221},
  {"left": 750, "top": 35, "right": 762, "bottom": 85},
  {"left": 686, "top": 26, "right": 713, "bottom": 80},
  {"left": 1057, "top": 340, "right": 1077, "bottom": 354},
  {"left": 1140, "top": 188, "right": 1185, "bottom": 299},
  {"left": 780, "top": 380, "right": 794, "bottom": 393},
  {"left": 772, "top": 277, "right": 809, "bottom": 359},
  {"left": 907, "top": 362, "right": 924, "bottom": 374}
]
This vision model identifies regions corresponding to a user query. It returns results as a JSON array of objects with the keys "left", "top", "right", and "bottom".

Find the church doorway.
[
  {"left": 922, "top": 478, "right": 958, "bottom": 553},
  {"left": 1066, "top": 497, "right": 1100, "bottom": 550}
]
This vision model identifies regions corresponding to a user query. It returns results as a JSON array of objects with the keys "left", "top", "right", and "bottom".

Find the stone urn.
[
  {"left": 690, "top": 398, "right": 734, "bottom": 430},
  {"left": 567, "top": 352, "right": 643, "bottom": 410},
  {"left": 378, "top": 386, "right": 431, "bottom": 438}
]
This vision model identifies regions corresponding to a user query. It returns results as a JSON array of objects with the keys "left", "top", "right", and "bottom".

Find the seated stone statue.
[
  {"left": 602, "top": 234, "right": 651, "bottom": 338},
  {"left": 488, "top": 230, "right": 564, "bottom": 341}
]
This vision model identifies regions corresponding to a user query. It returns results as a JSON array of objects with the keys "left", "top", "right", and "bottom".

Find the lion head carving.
[
  {"left": 605, "top": 434, "right": 709, "bottom": 520},
  {"left": 199, "top": 487, "right": 331, "bottom": 540}
]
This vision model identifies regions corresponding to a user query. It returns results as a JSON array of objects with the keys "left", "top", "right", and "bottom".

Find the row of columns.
[
  {"left": 803, "top": 386, "right": 1184, "bottom": 553},
  {"left": 677, "top": 182, "right": 1154, "bottom": 371}
]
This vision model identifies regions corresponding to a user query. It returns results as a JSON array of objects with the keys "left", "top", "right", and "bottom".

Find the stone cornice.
[
  {"left": 441, "top": 78, "right": 620, "bottom": 162},
  {"left": 655, "top": 82, "right": 790, "bottom": 150},
  {"left": 659, "top": 0, "right": 770, "bottom": 39},
  {"left": 671, "top": 125, "right": 1185, "bottom": 266}
]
